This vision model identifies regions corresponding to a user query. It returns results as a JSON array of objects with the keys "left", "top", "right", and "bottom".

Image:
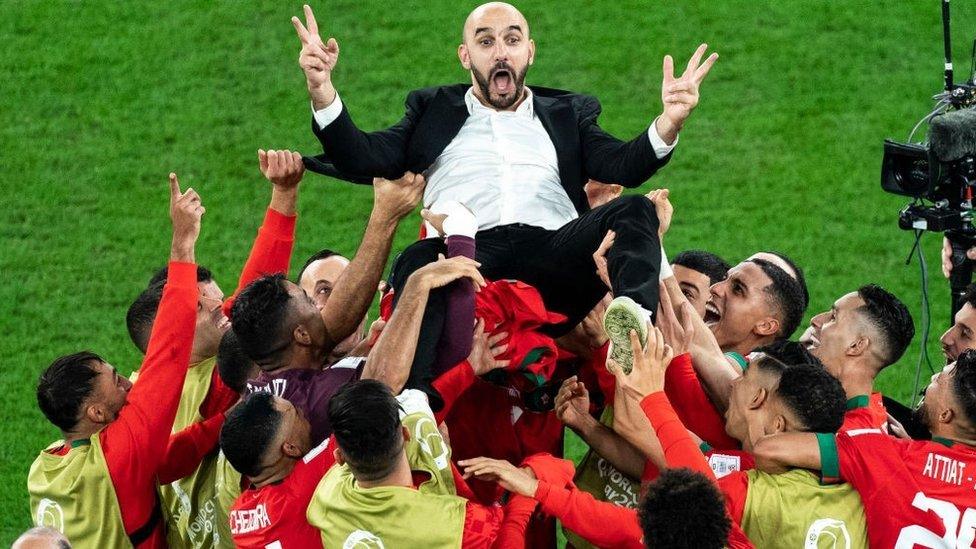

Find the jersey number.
[{"left": 894, "top": 492, "right": 976, "bottom": 548}]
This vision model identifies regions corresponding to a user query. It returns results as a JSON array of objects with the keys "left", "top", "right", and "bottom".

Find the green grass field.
[{"left": 3, "top": 0, "right": 975, "bottom": 542}]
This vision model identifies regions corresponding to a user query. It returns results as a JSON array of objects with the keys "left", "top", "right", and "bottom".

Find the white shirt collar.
[{"left": 464, "top": 85, "right": 535, "bottom": 118}]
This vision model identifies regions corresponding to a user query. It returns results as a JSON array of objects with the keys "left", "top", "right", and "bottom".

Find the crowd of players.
[{"left": 19, "top": 3, "right": 976, "bottom": 549}]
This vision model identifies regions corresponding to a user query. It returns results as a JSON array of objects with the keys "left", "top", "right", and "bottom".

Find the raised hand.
[
  {"left": 610, "top": 324, "right": 674, "bottom": 400},
  {"left": 457, "top": 457, "right": 538, "bottom": 497},
  {"left": 168, "top": 173, "right": 204, "bottom": 262},
  {"left": 291, "top": 4, "right": 339, "bottom": 109},
  {"left": 656, "top": 43, "right": 718, "bottom": 143},
  {"left": 259, "top": 149, "right": 305, "bottom": 190},
  {"left": 656, "top": 281, "right": 695, "bottom": 355},
  {"left": 372, "top": 172, "right": 426, "bottom": 222},
  {"left": 646, "top": 188, "right": 673, "bottom": 238},
  {"left": 467, "top": 319, "right": 510, "bottom": 376},
  {"left": 554, "top": 376, "right": 594, "bottom": 431}
]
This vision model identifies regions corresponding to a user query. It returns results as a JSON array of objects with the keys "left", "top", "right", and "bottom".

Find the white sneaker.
[{"left": 603, "top": 296, "right": 649, "bottom": 374}]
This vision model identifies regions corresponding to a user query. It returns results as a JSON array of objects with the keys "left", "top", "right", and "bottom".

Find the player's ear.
[
  {"left": 282, "top": 440, "right": 303, "bottom": 459},
  {"left": 754, "top": 318, "right": 779, "bottom": 338},
  {"left": 294, "top": 324, "right": 311, "bottom": 346},
  {"left": 402, "top": 426, "right": 411, "bottom": 442},
  {"left": 528, "top": 38, "right": 535, "bottom": 65},
  {"left": 940, "top": 407, "right": 955, "bottom": 425},
  {"left": 847, "top": 336, "right": 869, "bottom": 357},
  {"left": 334, "top": 448, "right": 345, "bottom": 466},
  {"left": 770, "top": 413, "right": 787, "bottom": 434},
  {"left": 458, "top": 44, "right": 471, "bottom": 70},
  {"left": 748, "top": 387, "right": 767, "bottom": 409},
  {"left": 85, "top": 403, "right": 105, "bottom": 425}
]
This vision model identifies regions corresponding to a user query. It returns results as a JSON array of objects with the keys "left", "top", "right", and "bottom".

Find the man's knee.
[{"left": 609, "top": 194, "right": 659, "bottom": 232}]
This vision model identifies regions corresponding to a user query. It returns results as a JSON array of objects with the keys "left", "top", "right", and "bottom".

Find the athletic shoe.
[{"left": 603, "top": 296, "right": 649, "bottom": 374}]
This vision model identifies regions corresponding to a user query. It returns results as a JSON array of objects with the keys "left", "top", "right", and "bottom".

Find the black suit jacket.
[{"left": 304, "top": 84, "right": 671, "bottom": 215}]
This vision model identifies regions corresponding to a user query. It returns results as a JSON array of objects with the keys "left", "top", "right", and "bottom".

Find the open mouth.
[
  {"left": 703, "top": 301, "right": 722, "bottom": 326},
  {"left": 491, "top": 68, "right": 513, "bottom": 95},
  {"left": 212, "top": 308, "right": 231, "bottom": 332}
]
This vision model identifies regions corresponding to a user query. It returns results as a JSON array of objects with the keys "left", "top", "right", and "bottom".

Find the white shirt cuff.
[
  {"left": 312, "top": 93, "right": 344, "bottom": 130},
  {"left": 647, "top": 117, "right": 678, "bottom": 158},
  {"left": 659, "top": 244, "right": 673, "bottom": 281}
]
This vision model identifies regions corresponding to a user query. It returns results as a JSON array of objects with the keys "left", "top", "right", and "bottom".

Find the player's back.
[{"left": 831, "top": 429, "right": 976, "bottom": 548}]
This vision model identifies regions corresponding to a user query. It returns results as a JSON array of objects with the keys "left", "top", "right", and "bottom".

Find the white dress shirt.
[{"left": 314, "top": 87, "right": 677, "bottom": 231}]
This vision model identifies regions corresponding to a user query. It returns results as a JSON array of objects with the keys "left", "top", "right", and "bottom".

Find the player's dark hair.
[
  {"left": 952, "top": 349, "right": 976, "bottom": 427},
  {"left": 36, "top": 351, "right": 103, "bottom": 432},
  {"left": 962, "top": 284, "right": 976, "bottom": 310},
  {"left": 230, "top": 274, "right": 293, "bottom": 367},
  {"left": 149, "top": 265, "right": 213, "bottom": 286},
  {"left": 764, "top": 250, "right": 809, "bottom": 309},
  {"left": 328, "top": 380, "right": 403, "bottom": 481},
  {"left": 299, "top": 248, "right": 341, "bottom": 280},
  {"left": 749, "top": 258, "right": 806, "bottom": 339},
  {"left": 217, "top": 330, "right": 259, "bottom": 394},
  {"left": 220, "top": 392, "right": 282, "bottom": 477},
  {"left": 856, "top": 284, "right": 915, "bottom": 368},
  {"left": 638, "top": 468, "right": 730, "bottom": 549},
  {"left": 672, "top": 250, "right": 731, "bottom": 286},
  {"left": 776, "top": 363, "right": 847, "bottom": 433},
  {"left": 125, "top": 281, "right": 164, "bottom": 354}
]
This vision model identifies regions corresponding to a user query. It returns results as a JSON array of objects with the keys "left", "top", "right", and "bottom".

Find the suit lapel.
[{"left": 409, "top": 86, "right": 469, "bottom": 172}]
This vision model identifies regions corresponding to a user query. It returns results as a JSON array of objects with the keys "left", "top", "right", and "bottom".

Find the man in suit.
[{"left": 292, "top": 2, "right": 717, "bottom": 403}]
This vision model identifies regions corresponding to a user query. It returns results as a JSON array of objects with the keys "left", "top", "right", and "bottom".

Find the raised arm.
[
  {"left": 293, "top": 5, "right": 416, "bottom": 177},
  {"left": 223, "top": 149, "right": 302, "bottom": 315},
  {"left": 751, "top": 432, "right": 822, "bottom": 474},
  {"left": 554, "top": 376, "right": 646, "bottom": 479},
  {"left": 360, "top": 255, "right": 485, "bottom": 392},
  {"left": 103, "top": 174, "right": 203, "bottom": 467},
  {"left": 320, "top": 172, "right": 424, "bottom": 353}
]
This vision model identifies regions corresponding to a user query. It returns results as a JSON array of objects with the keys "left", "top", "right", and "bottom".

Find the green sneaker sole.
[{"left": 603, "top": 296, "right": 648, "bottom": 375}]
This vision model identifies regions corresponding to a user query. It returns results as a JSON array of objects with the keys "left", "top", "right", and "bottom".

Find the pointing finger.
[{"left": 169, "top": 172, "right": 181, "bottom": 199}]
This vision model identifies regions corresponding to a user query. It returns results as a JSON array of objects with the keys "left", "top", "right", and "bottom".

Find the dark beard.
[
  {"left": 912, "top": 401, "right": 932, "bottom": 433},
  {"left": 472, "top": 62, "right": 529, "bottom": 110}
]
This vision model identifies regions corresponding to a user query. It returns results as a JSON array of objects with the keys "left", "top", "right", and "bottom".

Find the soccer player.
[
  {"left": 221, "top": 392, "right": 332, "bottom": 548},
  {"left": 754, "top": 348, "right": 976, "bottom": 548},
  {"left": 941, "top": 283, "right": 976, "bottom": 363},
  {"left": 307, "top": 380, "right": 538, "bottom": 548},
  {"left": 124, "top": 149, "right": 302, "bottom": 547},
  {"left": 610, "top": 325, "right": 866, "bottom": 547},
  {"left": 799, "top": 284, "right": 915, "bottom": 430},
  {"left": 671, "top": 249, "right": 731, "bottom": 318},
  {"left": 235, "top": 250, "right": 485, "bottom": 445},
  {"left": 28, "top": 175, "right": 203, "bottom": 548}
]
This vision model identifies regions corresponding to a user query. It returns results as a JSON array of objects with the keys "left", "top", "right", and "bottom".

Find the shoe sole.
[{"left": 603, "top": 297, "right": 648, "bottom": 375}]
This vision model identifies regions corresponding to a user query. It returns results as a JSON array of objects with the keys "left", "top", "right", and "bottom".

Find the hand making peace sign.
[
  {"left": 292, "top": 4, "right": 339, "bottom": 109},
  {"left": 656, "top": 43, "right": 718, "bottom": 143}
]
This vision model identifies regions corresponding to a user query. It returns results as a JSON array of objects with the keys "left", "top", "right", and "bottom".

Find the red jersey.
[
  {"left": 664, "top": 353, "right": 741, "bottom": 450},
  {"left": 230, "top": 438, "right": 336, "bottom": 548},
  {"left": 840, "top": 393, "right": 888, "bottom": 432},
  {"left": 819, "top": 429, "right": 976, "bottom": 548}
]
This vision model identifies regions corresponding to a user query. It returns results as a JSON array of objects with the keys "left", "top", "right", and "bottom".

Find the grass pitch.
[{"left": 2, "top": 0, "right": 975, "bottom": 542}]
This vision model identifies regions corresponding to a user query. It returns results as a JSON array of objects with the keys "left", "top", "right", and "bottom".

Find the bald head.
[
  {"left": 12, "top": 528, "right": 70, "bottom": 549},
  {"left": 463, "top": 2, "right": 529, "bottom": 42}
]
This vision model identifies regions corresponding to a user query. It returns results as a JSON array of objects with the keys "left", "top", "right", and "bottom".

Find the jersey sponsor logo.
[
  {"left": 922, "top": 453, "right": 970, "bottom": 487},
  {"left": 343, "top": 529, "right": 385, "bottom": 548},
  {"left": 805, "top": 518, "right": 852, "bottom": 548},
  {"left": 895, "top": 492, "right": 976, "bottom": 548},
  {"left": 229, "top": 503, "right": 272, "bottom": 535},
  {"left": 707, "top": 453, "right": 742, "bottom": 478},
  {"left": 35, "top": 498, "right": 65, "bottom": 533}
]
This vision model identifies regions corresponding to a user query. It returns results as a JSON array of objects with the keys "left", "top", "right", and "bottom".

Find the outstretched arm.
[
  {"left": 361, "top": 256, "right": 486, "bottom": 392},
  {"left": 320, "top": 173, "right": 425, "bottom": 354},
  {"left": 752, "top": 432, "right": 822, "bottom": 474},
  {"left": 223, "top": 149, "right": 302, "bottom": 315}
]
